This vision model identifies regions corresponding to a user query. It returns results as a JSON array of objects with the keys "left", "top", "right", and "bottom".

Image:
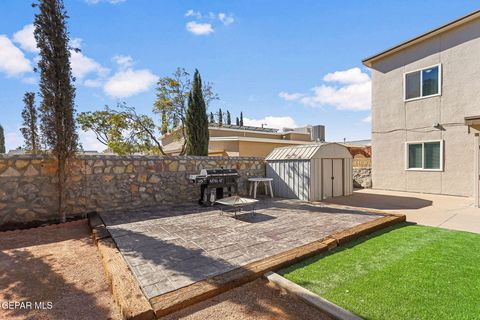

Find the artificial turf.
[{"left": 280, "top": 223, "right": 480, "bottom": 320}]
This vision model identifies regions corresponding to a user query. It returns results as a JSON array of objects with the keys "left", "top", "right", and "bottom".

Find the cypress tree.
[
  {"left": 209, "top": 112, "right": 215, "bottom": 125},
  {"left": 185, "top": 69, "right": 209, "bottom": 156},
  {"left": 218, "top": 108, "right": 223, "bottom": 127},
  {"left": 0, "top": 125, "right": 5, "bottom": 154},
  {"left": 21, "top": 92, "right": 40, "bottom": 153},
  {"left": 34, "top": 0, "right": 78, "bottom": 222},
  {"left": 235, "top": 117, "right": 240, "bottom": 126},
  {"left": 161, "top": 110, "right": 168, "bottom": 135},
  {"left": 226, "top": 111, "right": 231, "bottom": 125},
  {"left": 240, "top": 112, "right": 244, "bottom": 126}
]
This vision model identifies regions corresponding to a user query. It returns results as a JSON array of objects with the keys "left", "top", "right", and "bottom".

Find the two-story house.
[{"left": 363, "top": 10, "right": 480, "bottom": 206}]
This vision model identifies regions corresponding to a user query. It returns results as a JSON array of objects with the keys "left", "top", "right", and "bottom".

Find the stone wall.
[
  {"left": 0, "top": 155, "right": 265, "bottom": 227},
  {"left": 353, "top": 167, "right": 372, "bottom": 188}
]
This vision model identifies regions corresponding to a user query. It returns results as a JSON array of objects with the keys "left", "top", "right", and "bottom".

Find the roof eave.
[{"left": 362, "top": 9, "right": 480, "bottom": 67}]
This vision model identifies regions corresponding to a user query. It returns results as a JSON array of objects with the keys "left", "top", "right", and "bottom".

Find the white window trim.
[
  {"left": 405, "top": 140, "right": 444, "bottom": 172},
  {"left": 404, "top": 64, "right": 442, "bottom": 102}
]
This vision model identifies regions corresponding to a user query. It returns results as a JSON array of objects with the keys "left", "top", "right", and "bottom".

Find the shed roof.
[{"left": 266, "top": 143, "right": 351, "bottom": 161}]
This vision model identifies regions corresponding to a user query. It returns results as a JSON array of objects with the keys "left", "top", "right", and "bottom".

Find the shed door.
[{"left": 322, "top": 159, "right": 344, "bottom": 199}]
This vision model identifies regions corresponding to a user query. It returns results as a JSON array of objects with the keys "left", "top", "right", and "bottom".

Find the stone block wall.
[
  {"left": 0, "top": 155, "right": 265, "bottom": 227},
  {"left": 353, "top": 167, "right": 372, "bottom": 188}
]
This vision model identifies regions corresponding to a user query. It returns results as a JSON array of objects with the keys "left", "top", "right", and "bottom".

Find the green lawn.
[{"left": 280, "top": 223, "right": 480, "bottom": 320}]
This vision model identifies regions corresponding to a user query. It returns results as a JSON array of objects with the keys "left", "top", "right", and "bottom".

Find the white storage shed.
[{"left": 266, "top": 143, "right": 353, "bottom": 201}]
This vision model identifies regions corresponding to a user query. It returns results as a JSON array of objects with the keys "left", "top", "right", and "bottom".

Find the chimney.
[{"left": 310, "top": 125, "right": 325, "bottom": 142}]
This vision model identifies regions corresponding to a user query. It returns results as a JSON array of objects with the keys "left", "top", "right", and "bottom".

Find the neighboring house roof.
[
  {"left": 340, "top": 139, "right": 372, "bottom": 147},
  {"left": 210, "top": 136, "right": 313, "bottom": 144},
  {"left": 209, "top": 123, "right": 279, "bottom": 133},
  {"left": 362, "top": 9, "right": 480, "bottom": 67}
]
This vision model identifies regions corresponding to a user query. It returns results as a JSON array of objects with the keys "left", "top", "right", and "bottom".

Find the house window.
[
  {"left": 404, "top": 65, "right": 441, "bottom": 101},
  {"left": 406, "top": 141, "right": 443, "bottom": 170}
]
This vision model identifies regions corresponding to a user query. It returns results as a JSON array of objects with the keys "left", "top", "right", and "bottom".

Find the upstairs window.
[
  {"left": 406, "top": 141, "right": 443, "bottom": 171},
  {"left": 404, "top": 65, "right": 441, "bottom": 101}
]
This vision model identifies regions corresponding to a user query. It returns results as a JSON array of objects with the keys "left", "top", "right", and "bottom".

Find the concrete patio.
[
  {"left": 326, "top": 189, "right": 480, "bottom": 234},
  {"left": 99, "top": 199, "right": 385, "bottom": 301}
]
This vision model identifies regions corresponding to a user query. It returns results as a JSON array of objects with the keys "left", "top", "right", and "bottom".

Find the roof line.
[{"left": 362, "top": 9, "right": 480, "bottom": 67}]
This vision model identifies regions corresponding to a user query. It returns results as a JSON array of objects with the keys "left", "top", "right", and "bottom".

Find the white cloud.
[
  {"left": 244, "top": 116, "right": 298, "bottom": 130},
  {"left": 186, "top": 21, "right": 214, "bottom": 35},
  {"left": 279, "top": 91, "right": 304, "bottom": 101},
  {"left": 12, "top": 24, "right": 38, "bottom": 53},
  {"left": 279, "top": 67, "right": 371, "bottom": 111},
  {"left": 218, "top": 13, "right": 235, "bottom": 26},
  {"left": 185, "top": 9, "right": 202, "bottom": 19},
  {"left": 323, "top": 67, "right": 370, "bottom": 84},
  {"left": 70, "top": 49, "right": 109, "bottom": 81},
  {"left": 70, "top": 37, "right": 83, "bottom": 49},
  {"left": 4, "top": 129, "right": 23, "bottom": 152},
  {"left": 104, "top": 68, "right": 158, "bottom": 98},
  {"left": 0, "top": 35, "right": 32, "bottom": 77},
  {"left": 80, "top": 130, "right": 107, "bottom": 152},
  {"left": 362, "top": 115, "right": 372, "bottom": 123},
  {"left": 113, "top": 55, "right": 134, "bottom": 69},
  {"left": 83, "top": 78, "right": 103, "bottom": 88},
  {"left": 68, "top": 37, "right": 109, "bottom": 84}
]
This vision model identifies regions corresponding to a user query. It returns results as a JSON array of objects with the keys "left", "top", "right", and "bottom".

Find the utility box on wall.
[{"left": 266, "top": 143, "right": 353, "bottom": 201}]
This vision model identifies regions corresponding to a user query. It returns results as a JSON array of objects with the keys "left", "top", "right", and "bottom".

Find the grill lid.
[{"left": 200, "top": 168, "right": 239, "bottom": 176}]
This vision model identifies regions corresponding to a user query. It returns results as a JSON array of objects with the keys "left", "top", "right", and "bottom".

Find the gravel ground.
[
  {"left": 164, "top": 279, "right": 333, "bottom": 320},
  {"left": 0, "top": 220, "right": 122, "bottom": 320}
]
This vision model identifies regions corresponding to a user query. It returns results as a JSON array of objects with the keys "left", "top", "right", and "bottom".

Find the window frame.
[
  {"left": 403, "top": 64, "right": 442, "bottom": 102},
  {"left": 405, "top": 140, "right": 444, "bottom": 171}
]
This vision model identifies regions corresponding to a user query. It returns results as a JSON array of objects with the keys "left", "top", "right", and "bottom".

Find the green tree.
[
  {"left": 21, "top": 92, "right": 40, "bottom": 153},
  {"left": 34, "top": 0, "right": 78, "bottom": 222},
  {"left": 78, "top": 103, "right": 166, "bottom": 155},
  {"left": 240, "top": 112, "right": 244, "bottom": 126},
  {"left": 161, "top": 110, "right": 168, "bottom": 135},
  {"left": 154, "top": 67, "right": 218, "bottom": 155},
  {"left": 235, "top": 117, "right": 240, "bottom": 126},
  {"left": 218, "top": 108, "right": 223, "bottom": 127},
  {"left": 185, "top": 70, "right": 209, "bottom": 156},
  {"left": 0, "top": 125, "right": 5, "bottom": 153},
  {"left": 209, "top": 112, "right": 215, "bottom": 125},
  {"left": 226, "top": 111, "right": 231, "bottom": 125}
]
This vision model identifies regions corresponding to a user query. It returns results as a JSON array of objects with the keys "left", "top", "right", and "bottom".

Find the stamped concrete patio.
[{"left": 100, "top": 199, "right": 385, "bottom": 302}]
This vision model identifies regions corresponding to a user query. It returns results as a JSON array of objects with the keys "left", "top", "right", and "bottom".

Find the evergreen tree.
[
  {"left": 161, "top": 110, "right": 168, "bottom": 135},
  {"left": 218, "top": 108, "right": 223, "bottom": 127},
  {"left": 226, "top": 111, "right": 231, "bottom": 125},
  {"left": 185, "top": 70, "right": 209, "bottom": 156},
  {"left": 240, "top": 112, "right": 244, "bottom": 126},
  {"left": 209, "top": 112, "right": 215, "bottom": 125},
  {"left": 34, "top": 0, "right": 78, "bottom": 222},
  {"left": 0, "top": 125, "right": 5, "bottom": 154},
  {"left": 235, "top": 117, "right": 240, "bottom": 126},
  {"left": 21, "top": 92, "right": 40, "bottom": 153}
]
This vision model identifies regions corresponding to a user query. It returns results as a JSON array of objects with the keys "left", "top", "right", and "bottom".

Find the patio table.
[{"left": 248, "top": 177, "right": 274, "bottom": 199}]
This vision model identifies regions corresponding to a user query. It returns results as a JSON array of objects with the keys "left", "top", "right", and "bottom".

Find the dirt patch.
[
  {"left": 163, "top": 278, "right": 332, "bottom": 320},
  {"left": 0, "top": 220, "right": 122, "bottom": 320}
]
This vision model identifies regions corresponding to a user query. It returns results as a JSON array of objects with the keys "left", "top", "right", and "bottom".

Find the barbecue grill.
[{"left": 189, "top": 168, "right": 240, "bottom": 205}]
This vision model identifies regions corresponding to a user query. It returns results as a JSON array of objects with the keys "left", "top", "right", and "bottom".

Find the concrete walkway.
[{"left": 325, "top": 189, "right": 480, "bottom": 233}]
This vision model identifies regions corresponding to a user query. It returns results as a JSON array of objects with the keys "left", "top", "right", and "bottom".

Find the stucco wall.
[
  {"left": 0, "top": 155, "right": 265, "bottom": 227},
  {"left": 370, "top": 18, "right": 480, "bottom": 197}
]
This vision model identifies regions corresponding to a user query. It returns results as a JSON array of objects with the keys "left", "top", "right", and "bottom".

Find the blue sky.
[{"left": 0, "top": 0, "right": 478, "bottom": 151}]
